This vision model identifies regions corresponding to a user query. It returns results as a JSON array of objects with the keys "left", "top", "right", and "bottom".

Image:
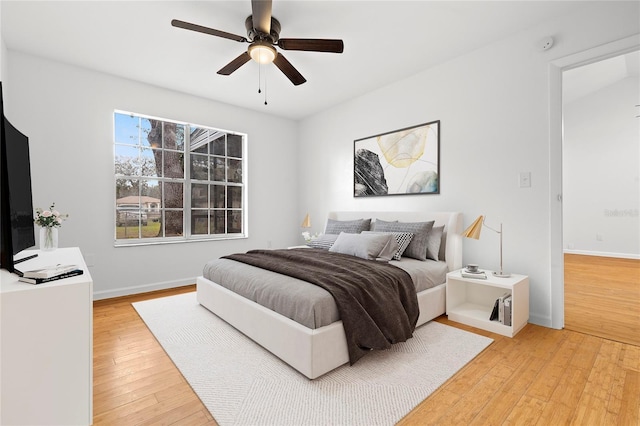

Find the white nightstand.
[{"left": 446, "top": 270, "right": 529, "bottom": 337}]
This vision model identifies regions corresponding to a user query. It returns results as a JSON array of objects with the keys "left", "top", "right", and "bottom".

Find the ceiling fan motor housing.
[{"left": 245, "top": 15, "right": 281, "bottom": 43}]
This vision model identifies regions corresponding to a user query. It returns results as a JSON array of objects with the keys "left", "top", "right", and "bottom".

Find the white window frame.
[{"left": 113, "top": 110, "right": 248, "bottom": 246}]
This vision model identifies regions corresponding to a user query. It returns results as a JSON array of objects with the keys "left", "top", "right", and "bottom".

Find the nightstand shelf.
[{"left": 446, "top": 270, "right": 529, "bottom": 337}]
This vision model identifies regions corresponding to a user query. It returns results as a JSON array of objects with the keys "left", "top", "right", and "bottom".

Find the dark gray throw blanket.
[{"left": 223, "top": 248, "right": 419, "bottom": 364}]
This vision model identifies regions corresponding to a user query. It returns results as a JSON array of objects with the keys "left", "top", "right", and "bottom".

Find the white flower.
[
  {"left": 302, "top": 231, "right": 321, "bottom": 243},
  {"left": 34, "top": 203, "right": 68, "bottom": 228}
]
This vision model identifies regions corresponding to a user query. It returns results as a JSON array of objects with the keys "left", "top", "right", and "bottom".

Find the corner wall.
[
  {"left": 297, "top": 2, "right": 640, "bottom": 327},
  {"left": 6, "top": 52, "right": 299, "bottom": 299}
]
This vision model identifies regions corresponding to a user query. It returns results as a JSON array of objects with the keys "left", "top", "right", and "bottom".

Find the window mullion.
[
  {"left": 184, "top": 125, "right": 192, "bottom": 239},
  {"left": 224, "top": 134, "right": 228, "bottom": 235}
]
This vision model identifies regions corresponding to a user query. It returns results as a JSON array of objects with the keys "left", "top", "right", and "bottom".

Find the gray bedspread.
[
  {"left": 202, "top": 252, "right": 448, "bottom": 330},
  {"left": 222, "top": 248, "right": 419, "bottom": 364}
]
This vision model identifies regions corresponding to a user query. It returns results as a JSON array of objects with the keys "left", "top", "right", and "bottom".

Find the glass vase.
[{"left": 39, "top": 227, "right": 58, "bottom": 251}]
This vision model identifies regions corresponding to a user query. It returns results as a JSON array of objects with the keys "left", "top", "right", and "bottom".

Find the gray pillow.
[
  {"left": 362, "top": 231, "right": 413, "bottom": 260},
  {"left": 374, "top": 234, "right": 400, "bottom": 261},
  {"left": 329, "top": 232, "right": 395, "bottom": 261},
  {"left": 324, "top": 218, "right": 371, "bottom": 234},
  {"left": 372, "top": 219, "right": 434, "bottom": 261},
  {"left": 306, "top": 234, "right": 339, "bottom": 250},
  {"left": 426, "top": 225, "right": 444, "bottom": 261}
]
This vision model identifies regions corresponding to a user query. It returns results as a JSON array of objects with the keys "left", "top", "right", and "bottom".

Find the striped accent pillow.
[{"left": 307, "top": 234, "right": 339, "bottom": 250}]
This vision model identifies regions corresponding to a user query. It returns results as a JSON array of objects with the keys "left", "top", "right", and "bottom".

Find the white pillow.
[{"left": 329, "top": 232, "right": 396, "bottom": 261}]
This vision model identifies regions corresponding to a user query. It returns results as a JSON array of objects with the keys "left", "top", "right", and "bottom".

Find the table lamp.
[{"left": 462, "top": 215, "right": 510, "bottom": 278}]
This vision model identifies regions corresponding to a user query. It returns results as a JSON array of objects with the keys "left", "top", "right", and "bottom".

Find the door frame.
[{"left": 548, "top": 34, "right": 640, "bottom": 329}]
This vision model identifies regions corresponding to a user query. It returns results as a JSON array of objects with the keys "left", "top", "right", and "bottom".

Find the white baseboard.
[
  {"left": 563, "top": 249, "right": 640, "bottom": 260},
  {"left": 528, "top": 313, "right": 553, "bottom": 329},
  {"left": 93, "top": 277, "right": 197, "bottom": 300}
]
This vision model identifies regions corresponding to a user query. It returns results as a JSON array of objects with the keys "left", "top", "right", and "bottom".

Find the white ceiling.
[
  {"left": 2, "top": 1, "right": 590, "bottom": 120},
  {"left": 563, "top": 51, "right": 640, "bottom": 104}
]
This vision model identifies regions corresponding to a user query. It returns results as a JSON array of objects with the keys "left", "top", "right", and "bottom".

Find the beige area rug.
[{"left": 133, "top": 292, "right": 493, "bottom": 426}]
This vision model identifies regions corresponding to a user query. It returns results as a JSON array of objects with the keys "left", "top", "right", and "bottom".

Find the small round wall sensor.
[{"left": 540, "top": 36, "right": 554, "bottom": 51}]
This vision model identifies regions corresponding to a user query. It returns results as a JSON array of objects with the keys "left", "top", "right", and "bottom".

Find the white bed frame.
[{"left": 197, "top": 211, "right": 463, "bottom": 379}]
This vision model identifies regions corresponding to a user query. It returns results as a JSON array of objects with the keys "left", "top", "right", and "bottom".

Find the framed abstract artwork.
[{"left": 354, "top": 120, "right": 440, "bottom": 197}]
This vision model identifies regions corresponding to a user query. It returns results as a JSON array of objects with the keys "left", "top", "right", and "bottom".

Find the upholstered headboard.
[{"left": 327, "top": 211, "right": 463, "bottom": 272}]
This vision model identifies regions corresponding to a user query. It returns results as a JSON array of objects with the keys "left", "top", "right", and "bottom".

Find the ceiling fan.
[{"left": 171, "top": 0, "right": 344, "bottom": 86}]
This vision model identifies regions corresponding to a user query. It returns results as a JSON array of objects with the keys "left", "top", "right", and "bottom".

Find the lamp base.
[{"left": 492, "top": 271, "right": 511, "bottom": 278}]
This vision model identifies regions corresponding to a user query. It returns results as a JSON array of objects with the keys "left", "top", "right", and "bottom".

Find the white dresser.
[{"left": 1, "top": 247, "right": 93, "bottom": 425}]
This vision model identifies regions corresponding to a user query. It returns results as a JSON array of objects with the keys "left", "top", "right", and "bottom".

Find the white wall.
[
  {"left": 4, "top": 2, "right": 638, "bottom": 317},
  {"left": 0, "top": 1, "right": 4, "bottom": 81},
  {"left": 297, "top": 2, "right": 640, "bottom": 327},
  {"left": 5, "top": 51, "right": 299, "bottom": 299},
  {"left": 563, "top": 76, "right": 640, "bottom": 257}
]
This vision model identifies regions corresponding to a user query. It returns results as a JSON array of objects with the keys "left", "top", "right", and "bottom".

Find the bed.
[{"left": 196, "top": 211, "right": 463, "bottom": 379}]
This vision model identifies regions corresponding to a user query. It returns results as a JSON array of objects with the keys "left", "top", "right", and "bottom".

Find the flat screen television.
[{"left": 0, "top": 81, "right": 36, "bottom": 274}]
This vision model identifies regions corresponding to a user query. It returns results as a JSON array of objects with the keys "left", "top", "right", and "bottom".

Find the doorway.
[{"left": 561, "top": 51, "right": 640, "bottom": 346}]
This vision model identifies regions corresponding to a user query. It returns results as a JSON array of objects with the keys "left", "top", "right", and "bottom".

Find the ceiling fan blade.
[
  {"left": 171, "top": 19, "right": 247, "bottom": 43},
  {"left": 273, "top": 54, "right": 306, "bottom": 86},
  {"left": 278, "top": 38, "right": 344, "bottom": 53},
  {"left": 251, "top": 0, "right": 272, "bottom": 35},
  {"left": 217, "top": 52, "right": 251, "bottom": 75}
]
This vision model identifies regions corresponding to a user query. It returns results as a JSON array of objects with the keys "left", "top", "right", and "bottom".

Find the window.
[{"left": 114, "top": 111, "right": 246, "bottom": 245}]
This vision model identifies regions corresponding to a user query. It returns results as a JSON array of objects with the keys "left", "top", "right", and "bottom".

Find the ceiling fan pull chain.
[
  {"left": 264, "top": 71, "right": 268, "bottom": 105},
  {"left": 258, "top": 62, "right": 262, "bottom": 94}
]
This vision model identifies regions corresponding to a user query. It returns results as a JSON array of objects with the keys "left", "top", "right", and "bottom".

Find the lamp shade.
[
  {"left": 248, "top": 42, "right": 277, "bottom": 64},
  {"left": 301, "top": 213, "right": 311, "bottom": 228},
  {"left": 462, "top": 215, "right": 484, "bottom": 239}
]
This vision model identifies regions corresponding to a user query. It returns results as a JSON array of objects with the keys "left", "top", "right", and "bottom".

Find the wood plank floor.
[
  {"left": 94, "top": 286, "right": 640, "bottom": 425},
  {"left": 564, "top": 254, "right": 640, "bottom": 347},
  {"left": 93, "top": 286, "right": 215, "bottom": 425},
  {"left": 399, "top": 318, "right": 639, "bottom": 425}
]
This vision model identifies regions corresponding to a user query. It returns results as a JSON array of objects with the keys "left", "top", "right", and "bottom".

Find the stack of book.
[
  {"left": 460, "top": 269, "right": 487, "bottom": 279},
  {"left": 490, "top": 292, "right": 512, "bottom": 326},
  {"left": 18, "top": 264, "right": 83, "bottom": 285}
]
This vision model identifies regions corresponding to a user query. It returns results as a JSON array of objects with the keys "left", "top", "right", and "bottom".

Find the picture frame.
[{"left": 354, "top": 120, "right": 440, "bottom": 197}]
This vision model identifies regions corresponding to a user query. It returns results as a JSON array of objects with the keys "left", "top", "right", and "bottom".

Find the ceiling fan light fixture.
[{"left": 248, "top": 42, "right": 277, "bottom": 64}]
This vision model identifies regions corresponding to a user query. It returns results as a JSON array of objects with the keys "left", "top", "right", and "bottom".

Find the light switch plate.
[{"left": 519, "top": 172, "right": 531, "bottom": 188}]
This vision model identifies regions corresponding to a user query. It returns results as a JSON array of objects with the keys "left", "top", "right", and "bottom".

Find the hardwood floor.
[
  {"left": 93, "top": 286, "right": 215, "bottom": 425},
  {"left": 94, "top": 287, "right": 640, "bottom": 425},
  {"left": 399, "top": 318, "right": 639, "bottom": 425},
  {"left": 564, "top": 254, "right": 640, "bottom": 347}
]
